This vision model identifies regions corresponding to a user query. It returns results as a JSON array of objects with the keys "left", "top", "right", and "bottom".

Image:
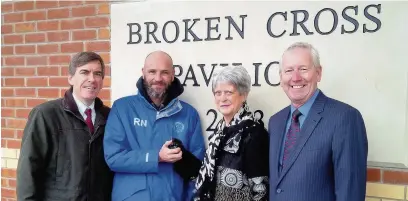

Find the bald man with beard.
[{"left": 103, "top": 51, "right": 205, "bottom": 201}]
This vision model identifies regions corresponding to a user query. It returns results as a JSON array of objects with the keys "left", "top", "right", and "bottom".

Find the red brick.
[
  {"left": 26, "top": 78, "right": 48, "bottom": 87},
  {"left": 72, "top": 5, "right": 96, "bottom": 17},
  {"left": 100, "top": 53, "right": 110, "bottom": 64},
  {"left": 86, "top": 41, "right": 110, "bottom": 52},
  {"left": 104, "top": 65, "right": 111, "bottom": 76},
  {"left": 15, "top": 45, "right": 36, "bottom": 54},
  {"left": 25, "top": 33, "right": 46, "bottom": 43},
  {"left": 14, "top": 1, "right": 34, "bottom": 11},
  {"left": 61, "top": 42, "right": 83, "bottom": 53},
  {"left": 1, "top": 25, "right": 13, "bottom": 34},
  {"left": 61, "top": 66, "right": 69, "bottom": 76},
  {"left": 383, "top": 170, "right": 408, "bottom": 184},
  {"left": 1, "top": 188, "right": 16, "bottom": 198},
  {"left": 1, "top": 88, "right": 14, "bottom": 97},
  {"left": 49, "top": 77, "right": 68, "bottom": 87},
  {"left": 26, "top": 56, "right": 47, "bottom": 66},
  {"left": 35, "top": 1, "right": 58, "bottom": 9},
  {"left": 1, "top": 119, "right": 5, "bottom": 127},
  {"left": 15, "top": 67, "right": 36, "bottom": 76},
  {"left": 103, "top": 77, "right": 111, "bottom": 87},
  {"left": 59, "top": 1, "right": 84, "bottom": 7},
  {"left": 7, "top": 118, "right": 27, "bottom": 129},
  {"left": 98, "top": 4, "right": 110, "bottom": 14},
  {"left": 1, "top": 129, "right": 14, "bottom": 138},
  {"left": 1, "top": 3, "right": 13, "bottom": 13},
  {"left": 27, "top": 98, "right": 47, "bottom": 107},
  {"left": 8, "top": 179, "right": 16, "bottom": 188},
  {"left": 72, "top": 30, "right": 96, "bottom": 40},
  {"left": 98, "top": 28, "right": 110, "bottom": 39},
  {"left": 37, "top": 44, "right": 59, "bottom": 54},
  {"left": 15, "top": 88, "right": 36, "bottom": 97},
  {"left": 48, "top": 8, "right": 70, "bottom": 19},
  {"left": 4, "top": 57, "right": 24, "bottom": 66},
  {"left": 3, "top": 13, "right": 23, "bottom": 23},
  {"left": 37, "top": 20, "right": 59, "bottom": 31},
  {"left": 61, "top": 19, "right": 84, "bottom": 30},
  {"left": 1, "top": 179, "right": 7, "bottom": 187},
  {"left": 60, "top": 88, "right": 69, "bottom": 97},
  {"left": 98, "top": 89, "right": 110, "bottom": 99},
  {"left": 85, "top": 16, "right": 109, "bottom": 28},
  {"left": 47, "top": 31, "right": 69, "bottom": 42},
  {"left": 38, "top": 88, "right": 59, "bottom": 98},
  {"left": 367, "top": 168, "right": 381, "bottom": 182},
  {"left": 49, "top": 55, "right": 71, "bottom": 65},
  {"left": 7, "top": 139, "right": 22, "bottom": 149},
  {"left": 15, "top": 22, "right": 36, "bottom": 33},
  {"left": 1, "top": 169, "right": 17, "bottom": 178},
  {"left": 4, "top": 98, "right": 26, "bottom": 107},
  {"left": 1, "top": 68, "right": 14, "bottom": 76},
  {"left": 4, "top": 78, "right": 24, "bottom": 87},
  {"left": 25, "top": 11, "right": 46, "bottom": 21},
  {"left": 83, "top": 0, "right": 108, "bottom": 4},
  {"left": 1, "top": 108, "right": 15, "bottom": 118},
  {"left": 16, "top": 108, "right": 32, "bottom": 118},
  {"left": 1, "top": 46, "right": 14, "bottom": 55},
  {"left": 16, "top": 129, "right": 24, "bottom": 139},
  {"left": 3, "top": 35, "right": 23, "bottom": 44},
  {"left": 37, "top": 67, "right": 59, "bottom": 76}
]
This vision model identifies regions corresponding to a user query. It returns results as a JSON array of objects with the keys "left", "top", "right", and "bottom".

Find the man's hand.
[{"left": 159, "top": 140, "right": 182, "bottom": 163}]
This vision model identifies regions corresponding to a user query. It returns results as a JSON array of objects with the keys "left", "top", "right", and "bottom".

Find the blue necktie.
[{"left": 282, "top": 109, "right": 302, "bottom": 167}]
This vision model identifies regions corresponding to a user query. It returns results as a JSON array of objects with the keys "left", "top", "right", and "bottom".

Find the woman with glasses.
[{"left": 193, "top": 66, "right": 269, "bottom": 201}]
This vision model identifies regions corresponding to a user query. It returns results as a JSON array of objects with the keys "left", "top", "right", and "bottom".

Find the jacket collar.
[
  {"left": 62, "top": 86, "right": 105, "bottom": 117},
  {"left": 136, "top": 76, "right": 184, "bottom": 109}
]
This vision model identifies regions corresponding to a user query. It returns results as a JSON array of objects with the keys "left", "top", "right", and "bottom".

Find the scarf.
[{"left": 194, "top": 101, "right": 257, "bottom": 200}]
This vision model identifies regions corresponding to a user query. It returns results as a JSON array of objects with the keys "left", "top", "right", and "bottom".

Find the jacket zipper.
[{"left": 64, "top": 109, "right": 102, "bottom": 200}]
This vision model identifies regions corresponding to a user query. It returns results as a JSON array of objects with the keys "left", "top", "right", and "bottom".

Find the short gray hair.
[
  {"left": 280, "top": 42, "right": 321, "bottom": 70},
  {"left": 211, "top": 66, "right": 251, "bottom": 95}
]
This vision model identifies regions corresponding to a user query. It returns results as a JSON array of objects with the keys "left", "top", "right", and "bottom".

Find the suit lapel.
[
  {"left": 271, "top": 106, "right": 291, "bottom": 180},
  {"left": 277, "top": 92, "right": 327, "bottom": 184}
]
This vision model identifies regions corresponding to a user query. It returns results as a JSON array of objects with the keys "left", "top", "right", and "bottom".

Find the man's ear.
[{"left": 68, "top": 75, "right": 74, "bottom": 85}]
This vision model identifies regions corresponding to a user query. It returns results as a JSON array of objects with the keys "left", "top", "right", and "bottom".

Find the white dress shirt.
[{"left": 72, "top": 93, "right": 96, "bottom": 125}]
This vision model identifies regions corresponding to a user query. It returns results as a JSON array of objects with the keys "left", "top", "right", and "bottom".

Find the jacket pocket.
[{"left": 112, "top": 173, "right": 146, "bottom": 201}]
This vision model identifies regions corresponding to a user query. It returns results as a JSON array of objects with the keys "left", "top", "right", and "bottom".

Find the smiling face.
[
  {"left": 68, "top": 61, "right": 104, "bottom": 106},
  {"left": 280, "top": 47, "right": 322, "bottom": 108},
  {"left": 213, "top": 82, "right": 247, "bottom": 123},
  {"left": 142, "top": 52, "right": 174, "bottom": 100}
]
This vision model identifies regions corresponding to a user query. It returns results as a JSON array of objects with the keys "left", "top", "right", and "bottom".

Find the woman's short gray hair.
[
  {"left": 280, "top": 42, "right": 321, "bottom": 70},
  {"left": 211, "top": 66, "right": 251, "bottom": 95}
]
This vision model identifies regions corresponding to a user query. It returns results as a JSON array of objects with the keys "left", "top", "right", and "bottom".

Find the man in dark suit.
[{"left": 268, "top": 42, "right": 368, "bottom": 201}]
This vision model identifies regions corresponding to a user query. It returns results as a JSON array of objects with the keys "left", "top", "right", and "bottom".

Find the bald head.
[
  {"left": 144, "top": 50, "right": 173, "bottom": 68},
  {"left": 142, "top": 51, "right": 175, "bottom": 102}
]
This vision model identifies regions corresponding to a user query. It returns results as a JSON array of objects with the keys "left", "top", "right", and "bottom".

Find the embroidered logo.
[{"left": 174, "top": 122, "right": 184, "bottom": 133}]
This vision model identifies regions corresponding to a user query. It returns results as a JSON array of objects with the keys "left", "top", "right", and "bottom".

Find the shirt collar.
[
  {"left": 72, "top": 93, "right": 95, "bottom": 115},
  {"left": 290, "top": 89, "right": 320, "bottom": 117}
]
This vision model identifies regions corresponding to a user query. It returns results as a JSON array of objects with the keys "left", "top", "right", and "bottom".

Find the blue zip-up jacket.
[{"left": 104, "top": 78, "right": 205, "bottom": 201}]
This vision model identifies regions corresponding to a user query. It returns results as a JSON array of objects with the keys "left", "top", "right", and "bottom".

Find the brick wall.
[
  {"left": 1, "top": 1, "right": 110, "bottom": 200},
  {"left": 1, "top": 1, "right": 407, "bottom": 201}
]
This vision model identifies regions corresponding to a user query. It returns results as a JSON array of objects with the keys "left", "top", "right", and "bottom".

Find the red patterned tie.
[
  {"left": 85, "top": 108, "right": 94, "bottom": 134},
  {"left": 282, "top": 109, "right": 302, "bottom": 166}
]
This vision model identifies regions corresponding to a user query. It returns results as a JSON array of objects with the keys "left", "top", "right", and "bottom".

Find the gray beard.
[{"left": 144, "top": 81, "right": 167, "bottom": 101}]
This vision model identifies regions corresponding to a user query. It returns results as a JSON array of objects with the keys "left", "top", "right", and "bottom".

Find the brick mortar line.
[
  {"left": 1, "top": 3, "right": 110, "bottom": 14},
  {"left": 2, "top": 14, "right": 111, "bottom": 25},
  {"left": 1, "top": 29, "right": 111, "bottom": 37}
]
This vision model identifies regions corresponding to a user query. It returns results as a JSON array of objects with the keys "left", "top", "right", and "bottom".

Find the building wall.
[{"left": 1, "top": 1, "right": 407, "bottom": 200}]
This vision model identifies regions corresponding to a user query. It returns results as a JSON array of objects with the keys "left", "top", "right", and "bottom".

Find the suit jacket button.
[{"left": 276, "top": 189, "right": 282, "bottom": 193}]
